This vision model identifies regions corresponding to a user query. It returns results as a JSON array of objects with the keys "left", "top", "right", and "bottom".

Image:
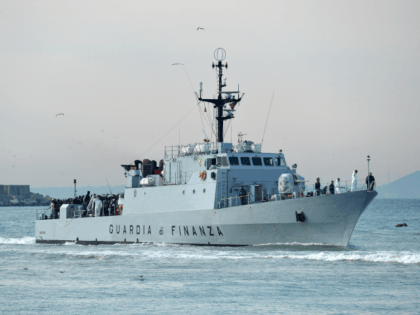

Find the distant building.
[{"left": 0, "top": 185, "right": 49, "bottom": 207}]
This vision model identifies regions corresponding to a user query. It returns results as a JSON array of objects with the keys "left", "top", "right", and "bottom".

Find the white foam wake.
[
  {"left": 254, "top": 242, "right": 334, "bottom": 247},
  {"left": 0, "top": 236, "right": 35, "bottom": 245},
  {"left": 22, "top": 247, "right": 420, "bottom": 264},
  {"left": 272, "top": 251, "right": 420, "bottom": 264}
]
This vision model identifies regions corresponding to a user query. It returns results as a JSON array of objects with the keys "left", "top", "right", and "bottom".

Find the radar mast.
[{"left": 198, "top": 48, "right": 243, "bottom": 143}]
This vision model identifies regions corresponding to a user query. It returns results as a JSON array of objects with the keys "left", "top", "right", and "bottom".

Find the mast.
[{"left": 198, "top": 48, "right": 243, "bottom": 143}]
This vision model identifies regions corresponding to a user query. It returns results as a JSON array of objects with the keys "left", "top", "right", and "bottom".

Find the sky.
[{"left": 1, "top": 0, "right": 419, "bottom": 188}]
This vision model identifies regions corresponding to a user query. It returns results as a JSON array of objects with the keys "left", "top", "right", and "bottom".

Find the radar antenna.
[{"left": 198, "top": 48, "right": 244, "bottom": 143}]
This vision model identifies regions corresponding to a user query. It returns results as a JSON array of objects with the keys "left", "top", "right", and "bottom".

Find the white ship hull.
[{"left": 35, "top": 190, "right": 377, "bottom": 247}]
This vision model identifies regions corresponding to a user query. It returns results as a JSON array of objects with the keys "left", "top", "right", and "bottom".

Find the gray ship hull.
[{"left": 35, "top": 190, "right": 377, "bottom": 247}]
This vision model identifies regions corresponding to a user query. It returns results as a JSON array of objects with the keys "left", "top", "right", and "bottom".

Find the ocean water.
[{"left": 0, "top": 199, "right": 419, "bottom": 314}]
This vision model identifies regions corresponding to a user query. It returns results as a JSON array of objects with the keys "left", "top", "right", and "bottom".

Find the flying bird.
[
  {"left": 172, "top": 63, "right": 184, "bottom": 65},
  {"left": 55, "top": 113, "right": 64, "bottom": 117},
  {"left": 197, "top": 27, "right": 205, "bottom": 31},
  {"left": 101, "top": 130, "right": 105, "bottom": 133}
]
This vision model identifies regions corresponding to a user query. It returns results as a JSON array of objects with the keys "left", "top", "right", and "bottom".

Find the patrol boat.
[{"left": 35, "top": 49, "right": 377, "bottom": 246}]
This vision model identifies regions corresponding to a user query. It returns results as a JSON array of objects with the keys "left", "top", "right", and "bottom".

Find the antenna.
[
  {"left": 238, "top": 132, "right": 246, "bottom": 143},
  {"left": 106, "top": 178, "right": 112, "bottom": 194},
  {"left": 73, "top": 179, "right": 77, "bottom": 198},
  {"left": 261, "top": 91, "right": 275, "bottom": 145},
  {"left": 198, "top": 48, "right": 243, "bottom": 143},
  {"left": 201, "top": 129, "right": 209, "bottom": 141}
]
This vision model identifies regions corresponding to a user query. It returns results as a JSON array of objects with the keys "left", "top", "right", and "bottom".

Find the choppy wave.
[
  {"left": 254, "top": 242, "right": 335, "bottom": 247},
  {"left": 64, "top": 241, "right": 77, "bottom": 246},
  {"left": 0, "top": 236, "right": 35, "bottom": 245},
  {"left": 281, "top": 251, "right": 420, "bottom": 264}
]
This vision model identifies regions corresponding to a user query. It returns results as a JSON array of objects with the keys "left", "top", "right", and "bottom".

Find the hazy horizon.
[{"left": 1, "top": 1, "right": 420, "bottom": 188}]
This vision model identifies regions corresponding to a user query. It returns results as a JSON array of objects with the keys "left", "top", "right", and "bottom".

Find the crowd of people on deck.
[
  {"left": 43, "top": 191, "right": 125, "bottom": 219},
  {"left": 312, "top": 171, "right": 375, "bottom": 196}
]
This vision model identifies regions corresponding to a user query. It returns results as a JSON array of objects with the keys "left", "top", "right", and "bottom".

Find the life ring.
[{"left": 201, "top": 171, "right": 207, "bottom": 181}]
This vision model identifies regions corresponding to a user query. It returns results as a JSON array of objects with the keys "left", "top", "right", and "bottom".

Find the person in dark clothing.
[
  {"left": 315, "top": 178, "right": 321, "bottom": 196},
  {"left": 53, "top": 200, "right": 60, "bottom": 219},
  {"left": 110, "top": 200, "right": 115, "bottom": 216},
  {"left": 239, "top": 186, "right": 248, "bottom": 205},
  {"left": 103, "top": 198, "right": 109, "bottom": 216},
  {"left": 322, "top": 186, "right": 328, "bottom": 195},
  {"left": 366, "top": 172, "right": 375, "bottom": 191},
  {"left": 83, "top": 191, "right": 91, "bottom": 210},
  {"left": 329, "top": 181, "right": 335, "bottom": 194}
]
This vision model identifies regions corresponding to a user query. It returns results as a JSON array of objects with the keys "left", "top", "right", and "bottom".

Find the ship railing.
[
  {"left": 217, "top": 194, "right": 254, "bottom": 209},
  {"left": 36, "top": 207, "right": 125, "bottom": 220},
  {"left": 232, "top": 143, "right": 262, "bottom": 153},
  {"left": 164, "top": 142, "right": 218, "bottom": 159},
  {"left": 215, "top": 180, "right": 376, "bottom": 208},
  {"left": 302, "top": 179, "right": 375, "bottom": 196},
  {"left": 68, "top": 209, "right": 123, "bottom": 218},
  {"left": 36, "top": 207, "right": 58, "bottom": 220}
]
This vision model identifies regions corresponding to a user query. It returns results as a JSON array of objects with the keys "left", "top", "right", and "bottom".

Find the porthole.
[
  {"left": 144, "top": 192, "right": 146, "bottom": 195},
  {"left": 183, "top": 190, "right": 185, "bottom": 195},
  {"left": 193, "top": 190, "right": 196, "bottom": 194},
  {"left": 203, "top": 189, "right": 206, "bottom": 193},
  {"left": 134, "top": 190, "right": 137, "bottom": 197}
]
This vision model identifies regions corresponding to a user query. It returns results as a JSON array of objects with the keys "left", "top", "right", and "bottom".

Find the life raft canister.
[{"left": 201, "top": 171, "right": 207, "bottom": 181}]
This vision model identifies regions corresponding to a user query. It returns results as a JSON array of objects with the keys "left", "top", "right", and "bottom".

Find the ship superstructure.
[{"left": 35, "top": 49, "right": 377, "bottom": 246}]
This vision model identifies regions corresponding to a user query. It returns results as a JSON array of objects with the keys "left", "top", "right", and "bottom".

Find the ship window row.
[
  {"left": 228, "top": 156, "right": 286, "bottom": 167},
  {"left": 206, "top": 157, "right": 229, "bottom": 168}
]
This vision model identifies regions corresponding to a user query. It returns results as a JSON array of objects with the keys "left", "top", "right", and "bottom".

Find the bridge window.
[
  {"left": 252, "top": 157, "right": 262, "bottom": 166},
  {"left": 240, "top": 157, "right": 251, "bottom": 166},
  {"left": 206, "top": 158, "right": 217, "bottom": 170},
  {"left": 217, "top": 156, "right": 229, "bottom": 167},
  {"left": 229, "top": 157, "right": 239, "bottom": 165},
  {"left": 263, "top": 157, "right": 274, "bottom": 166},
  {"left": 275, "top": 157, "right": 287, "bottom": 166}
]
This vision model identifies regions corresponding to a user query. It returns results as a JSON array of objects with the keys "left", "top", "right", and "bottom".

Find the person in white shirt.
[
  {"left": 351, "top": 170, "right": 358, "bottom": 191},
  {"left": 335, "top": 178, "right": 342, "bottom": 194},
  {"left": 94, "top": 197, "right": 103, "bottom": 217}
]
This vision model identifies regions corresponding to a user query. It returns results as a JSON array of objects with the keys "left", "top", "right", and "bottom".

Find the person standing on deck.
[
  {"left": 329, "top": 181, "right": 335, "bottom": 194},
  {"left": 351, "top": 170, "right": 358, "bottom": 191},
  {"left": 83, "top": 191, "right": 91, "bottom": 210},
  {"left": 239, "top": 186, "right": 248, "bottom": 205},
  {"left": 94, "top": 196, "right": 102, "bottom": 217},
  {"left": 118, "top": 194, "right": 124, "bottom": 215},
  {"left": 315, "top": 178, "right": 321, "bottom": 196},
  {"left": 335, "top": 178, "right": 342, "bottom": 194},
  {"left": 366, "top": 172, "right": 375, "bottom": 191}
]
